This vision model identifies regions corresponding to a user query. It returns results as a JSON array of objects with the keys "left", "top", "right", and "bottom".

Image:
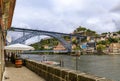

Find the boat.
[{"left": 42, "top": 61, "right": 60, "bottom": 66}]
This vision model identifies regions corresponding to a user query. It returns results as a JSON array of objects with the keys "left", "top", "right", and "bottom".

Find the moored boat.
[{"left": 42, "top": 61, "right": 60, "bottom": 66}]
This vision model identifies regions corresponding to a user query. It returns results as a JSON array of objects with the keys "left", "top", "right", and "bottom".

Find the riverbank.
[
  {"left": 24, "top": 59, "right": 113, "bottom": 81},
  {"left": 23, "top": 50, "right": 120, "bottom": 55},
  {"left": 21, "top": 54, "right": 120, "bottom": 80}
]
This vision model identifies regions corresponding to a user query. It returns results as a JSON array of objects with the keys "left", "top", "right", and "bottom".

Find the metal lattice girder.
[
  {"left": 10, "top": 32, "right": 71, "bottom": 51},
  {"left": 9, "top": 27, "right": 87, "bottom": 52}
]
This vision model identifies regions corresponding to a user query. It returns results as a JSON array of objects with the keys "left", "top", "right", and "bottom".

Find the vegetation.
[
  {"left": 108, "top": 38, "right": 119, "bottom": 43},
  {"left": 101, "top": 32, "right": 108, "bottom": 35},
  {"left": 96, "top": 44, "right": 106, "bottom": 52},
  {"left": 97, "top": 40, "right": 110, "bottom": 45},
  {"left": 73, "top": 26, "right": 97, "bottom": 36},
  {"left": 117, "top": 31, "right": 120, "bottom": 34},
  {"left": 31, "top": 26, "right": 120, "bottom": 53},
  {"left": 97, "top": 38, "right": 119, "bottom": 46},
  {"left": 31, "top": 38, "right": 59, "bottom": 50}
]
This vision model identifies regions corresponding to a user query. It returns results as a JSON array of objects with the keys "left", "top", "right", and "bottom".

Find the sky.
[{"left": 10, "top": 0, "right": 120, "bottom": 44}]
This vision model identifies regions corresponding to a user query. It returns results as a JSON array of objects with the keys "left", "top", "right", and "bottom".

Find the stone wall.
[
  {"left": 0, "top": 30, "right": 5, "bottom": 81},
  {"left": 25, "top": 59, "right": 113, "bottom": 81}
]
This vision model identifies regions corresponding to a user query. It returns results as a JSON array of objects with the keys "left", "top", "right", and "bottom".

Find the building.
[
  {"left": 72, "top": 44, "right": 76, "bottom": 49},
  {"left": 109, "top": 43, "right": 120, "bottom": 54},
  {"left": 53, "top": 43, "right": 66, "bottom": 51},
  {"left": 86, "top": 42, "right": 96, "bottom": 53},
  {"left": 0, "top": 0, "right": 16, "bottom": 80},
  {"left": 109, "top": 32, "right": 120, "bottom": 38}
]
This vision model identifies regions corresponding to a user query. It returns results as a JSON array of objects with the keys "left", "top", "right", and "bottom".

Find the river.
[{"left": 21, "top": 54, "right": 120, "bottom": 81}]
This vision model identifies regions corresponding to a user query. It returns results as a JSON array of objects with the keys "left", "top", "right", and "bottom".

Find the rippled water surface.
[{"left": 21, "top": 54, "right": 120, "bottom": 81}]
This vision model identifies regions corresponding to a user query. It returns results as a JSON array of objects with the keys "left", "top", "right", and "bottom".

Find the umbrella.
[{"left": 4, "top": 43, "right": 34, "bottom": 51}]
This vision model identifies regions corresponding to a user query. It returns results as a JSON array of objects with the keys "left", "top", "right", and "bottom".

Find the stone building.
[
  {"left": 0, "top": 0, "right": 16, "bottom": 80},
  {"left": 109, "top": 43, "right": 120, "bottom": 54},
  {"left": 53, "top": 42, "right": 66, "bottom": 50}
]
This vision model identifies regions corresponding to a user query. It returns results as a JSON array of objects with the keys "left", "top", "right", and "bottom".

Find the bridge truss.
[{"left": 8, "top": 27, "right": 86, "bottom": 52}]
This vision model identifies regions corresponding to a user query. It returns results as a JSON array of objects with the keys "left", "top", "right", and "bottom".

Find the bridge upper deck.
[{"left": 9, "top": 27, "right": 86, "bottom": 38}]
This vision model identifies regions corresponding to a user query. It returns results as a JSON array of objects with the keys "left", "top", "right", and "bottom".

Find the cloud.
[
  {"left": 110, "top": 12, "right": 120, "bottom": 30},
  {"left": 13, "top": 0, "right": 119, "bottom": 32},
  {"left": 51, "top": 0, "right": 85, "bottom": 13},
  {"left": 109, "top": 1, "right": 120, "bottom": 30},
  {"left": 110, "top": 1, "right": 120, "bottom": 12},
  {"left": 85, "top": 16, "right": 116, "bottom": 33},
  {"left": 11, "top": 0, "right": 120, "bottom": 44}
]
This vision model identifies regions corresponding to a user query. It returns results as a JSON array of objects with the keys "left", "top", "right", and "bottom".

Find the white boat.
[{"left": 42, "top": 61, "right": 60, "bottom": 66}]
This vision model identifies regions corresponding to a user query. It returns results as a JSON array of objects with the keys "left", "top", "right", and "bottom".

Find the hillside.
[{"left": 31, "top": 26, "right": 120, "bottom": 51}]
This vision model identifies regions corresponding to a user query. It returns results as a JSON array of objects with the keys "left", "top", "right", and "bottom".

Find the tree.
[
  {"left": 97, "top": 40, "right": 110, "bottom": 45},
  {"left": 97, "top": 44, "right": 106, "bottom": 53},
  {"left": 101, "top": 32, "right": 108, "bottom": 35},
  {"left": 108, "top": 38, "right": 119, "bottom": 43},
  {"left": 117, "top": 30, "right": 120, "bottom": 34}
]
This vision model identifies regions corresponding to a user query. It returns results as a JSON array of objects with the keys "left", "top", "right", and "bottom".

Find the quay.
[
  {"left": 2, "top": 59, "right": 114, "bottom": 81},
  {"left": 3, "top": 62, "right": 45, "bottom": 81}
]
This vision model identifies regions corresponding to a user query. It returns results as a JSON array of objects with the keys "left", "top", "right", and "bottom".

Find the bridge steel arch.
[{"left": 11, "top": 32, "right": 72, "bottom": 51}]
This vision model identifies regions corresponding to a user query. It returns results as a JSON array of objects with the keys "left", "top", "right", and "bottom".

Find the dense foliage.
[
  {"left": 74, "top": 26, "right": 97, "bottom": 36},
  {"left": 31, "top": 38, "right": 59, "bottom": 50}
]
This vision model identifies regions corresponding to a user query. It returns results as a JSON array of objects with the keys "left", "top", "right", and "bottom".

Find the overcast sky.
[
  {"left": 12, "top": 0, "right": 120, "bottom": 34},
  {"left": 10, "top": 0, "right": 120, "bottom": 44}
]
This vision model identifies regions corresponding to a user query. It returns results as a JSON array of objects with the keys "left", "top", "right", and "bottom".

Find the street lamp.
[{"left": 75, "top": 37, "right": 81, "bottom": 71}]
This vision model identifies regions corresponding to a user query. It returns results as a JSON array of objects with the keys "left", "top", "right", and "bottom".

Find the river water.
[{"left": 21, "top": 54, "right": 120, "bottom": 81}]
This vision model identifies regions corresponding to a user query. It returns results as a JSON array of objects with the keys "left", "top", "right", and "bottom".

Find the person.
[
  {"left": 8, "top": 53, "right": 11, "bottom": 61},
  {"left": 11, "top": 53, "right": 14, "bottom": 63},
  {"left": 4, "top": 51, "right": 7, "bottom": 62},
  {"left": 11, "top": 53, "right": 15, "bottom": 64},
  {"left": 43, "top": 55, "right": 47, "bottom": 61}
]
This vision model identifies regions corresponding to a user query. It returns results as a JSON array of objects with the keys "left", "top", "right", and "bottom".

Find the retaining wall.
[
  {"left": 0, "top": 31, "right": 5, "bottom": 81},
  {"left": 25, "top": 59, "right": 113, "bottom": 81}
]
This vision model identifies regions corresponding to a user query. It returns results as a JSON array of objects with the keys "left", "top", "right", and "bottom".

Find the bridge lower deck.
[{"left": 3, "top": 62, "right": 45, "bottom": 81}]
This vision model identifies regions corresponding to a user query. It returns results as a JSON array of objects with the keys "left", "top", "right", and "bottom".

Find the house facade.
[
  {"left": 109, "top": 43, "right": 120, "bottom": 54},
  {"left": 0, "top": 0, "right": 16, "bottom": 80}
]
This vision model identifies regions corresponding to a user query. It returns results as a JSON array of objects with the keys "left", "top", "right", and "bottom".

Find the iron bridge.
[{"left": 8, "top": 27, "right": 86, "bottom": 52}]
